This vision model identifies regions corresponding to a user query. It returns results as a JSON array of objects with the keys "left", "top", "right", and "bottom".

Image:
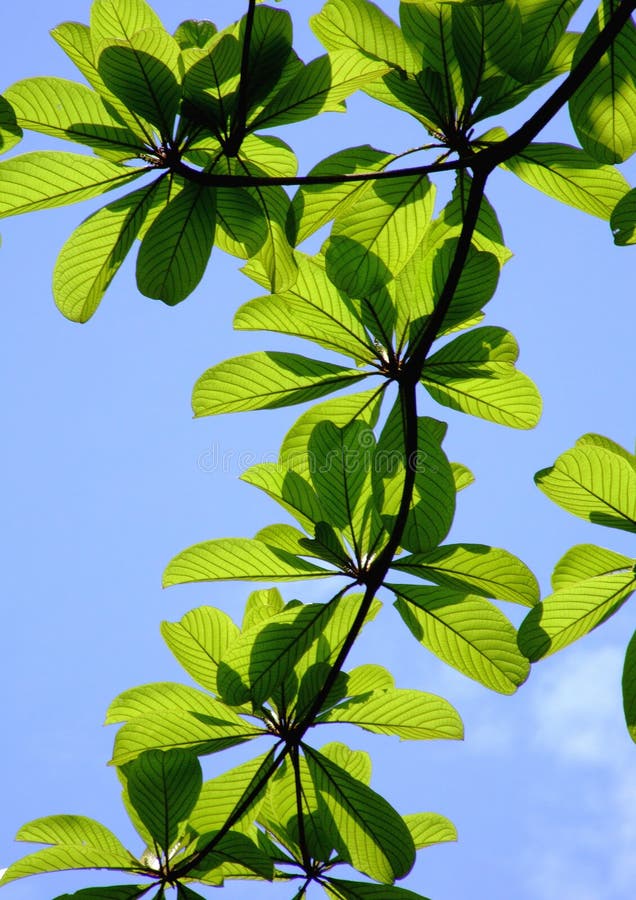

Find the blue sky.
[{"left": 1, "top": 1, "right": 636, "bottom": 898}]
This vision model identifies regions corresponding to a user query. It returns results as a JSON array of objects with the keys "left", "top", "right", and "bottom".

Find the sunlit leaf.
[
  {"left": 319, "top": 687, "right": 463, "bottom": 740},
  {"left": 305, "top": 744, "right": 415, "bottom": 883},
  {"left": 190, "top": 751, "right": 275, "bottom": 836},
  {"left": 503, "top": 0, "right": 581, "bottom": 82},
  {"left": 163, "top": 537, "right": 336, "bottom": 587},
  {"left": 502, "top": 142, "right": 630, "bottom": 219},
  {"left": 569, "top": 0, "right": 636, "bottom": 163},
  {"left": 519, "top": 572, "right": 636, "bottom": 661},
  {"left": 611, "top": 187, "right": 636, "bottom": 245},
  {"left": 551, "top": 543, "right": 634, "bottom": 590},
  {"left": 325, "top": 878, "right": 432, "bottom": 900},
  {"left": 0, "top": 151, "right": 144, "bottom": 218},
  {"left": 192, "top": 351, "right": 370, "bottom": 417},
  {"left": 161, "top": 606, "right": 240, "bottom": 695},
  {"left": 403, "top": 812, "right": 457, "bottom": 849},
  {"left": 174, "top": 19, "right": 217, "bottom": 50},
  {"left": 392, "top": 542, "right": 539, "bottom": 606}
]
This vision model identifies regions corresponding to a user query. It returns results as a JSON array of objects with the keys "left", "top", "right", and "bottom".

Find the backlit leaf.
[
  {"left": 551, "top": 544, "right": 634, "bottom": 590},
  {"left": 403, "top": 812, "right": 457, "bottom": 849},
  {"left": 623, "top": 629, "right": 636, "bottom": 742},
  {"left": 161, "top": 606, "right": 240, "bottom": 695},
  {"left": 611, "top": 187, "right": 636, "bottom": 245}
]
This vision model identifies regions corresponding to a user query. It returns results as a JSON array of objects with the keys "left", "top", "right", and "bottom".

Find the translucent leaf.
[
  {"left": 393, "top": 585, "right": 530, "bottom": 694},
  {"left": 241, "top": 464, "right": 324, "bottom": 533},
  {"left": 189, "top": 751, "right": 275, "bottom": 836},
  {"left": 136, "top": 181, "right": 216, "bottom": 305},
  {"left": 551, "top": 544, "right": 634, "bottom": 590},
  {"left": 4, "top": 77, "right": 142, "bottom": 154},
  {"left": 325, "top": 174, "right": 434, "bottom": 297},
  {"left": 51, "top": 887, "right": 149, "bottom": 900},
  {"left": 242, "top": 587, "right": 285, "bottom": 631},
  {"left": 53, "top": 177, "right": 165, "bottom": 322},
  {"left": 403, "top": 812, "right": 457, "bottom": 849},
  {"left": 97, "top": 28, "right": 182, "bottom": 137},
  {"left": 279, "top": 388, "right": 384, "bottom": 476},
  {"left": 518, "top": 572, "right": 636, "bottom": 660},
  {"left": 189, "top": 829, "right": 274, "bottom": 881},
  {"left": 163, "top": 537, "right": 335, "bottom": 587},
  {"left": 623, "top": 629, "right": 636, "bottom": 742},
  {"left": 392, "top": 543, "right": 539, "bottom": 607},
  {"left": 192, "top": 351, "right": 369, "bottom": 417},
  {"left": 569, "top": 0, "right": 636, "bottom": 163},
  {"left": 503, "top": 0, "right": 581, "bottom": 82},
  {"left": 319, "top": 687, "right": 463, "bottom": 740},
  {"left": 311, "top": 0, "right": 418, "bottom": 72},
  {"left": 535, "top": 443, "right": 636, "bottom": 532},
  {"left": 250, "top": 51, "right": 389, "bottom": 130},
  {"left": 231, "top": 6, "right": 294, "bottom": 116},
  {"left": 234, "top": 255, "right": 374, "bottom": 363},
  {"left": 611, "top": 187, "right": 636, "bottom": 245},
  {"left": 105, "top": 681, "right": 243, "bottom": 725},
  {"left": 217, "top": 599, "right": 343, "bottom": 706},
  {"left": 16, "top": 816, "right": 130, "bottom": 854},
  {"left": 0, "top": 151, "right": 144, "bottom": 218},
  {"left": 110, "top": 710, "right": 260, "bottom": 765},
  {"left": 305, "top": 745, "right": 415, "bottom": 883},
  {"left": 161, "top": 606, "right": 240, "bottom": 695},
  {"left": 502, "top": 142, "right": 630, "bottom": 219},
  {"left": 325, "top": 878, "right": 432, "bottom": 900},
  {"left": 421, "top": 327, "right": 542, "bottom": 429},
  {"left": 174, "top": 19, "right": 217, "bottom": 50},
  {"left": 399, "top": 0, "right": 462, "bottom": 112},
  {"left": 121, "top": 750, "right": 202, "bottom": 853},
  {"left": 241, "top": 133, "right": 298, "bottom": 178},
  {"left": 90, "top": 0, "right": 164, "bottom": 45}
]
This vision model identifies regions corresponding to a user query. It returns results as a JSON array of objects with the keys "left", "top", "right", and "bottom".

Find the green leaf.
[
  {"left": 110, "top": 709, "right": 260, "bottom": 766},
  {"left": 287, "top": 145, "right": 394, "bottom": 246},
  {"left": 217, "top": 598, "right": 343, "bottom": 706},
  {"left": 325, "top": 878, "right": 432, "bottom": 900},
  {"left": 373, "top": 408, "right": 456, "bottom": 554},
  {"left": 0, "top": 94, "right": 22, "bottom": 154},
  {"left": 503, "top": 0, "right": 581, "bottom": 83},
  {"left": 393, "top": 585, "right": 530, "bottom": 694},
  {"left": 569, "top": 0, "right": 636, "bottom": 163},
  {"left": 325, "top": 174, "right": 434, "bottom": 297},
  {"left": 53, "top": 177, "right": 165, "bottom": 322},
  {"left": 212, "top": 183, "right": 268, "bottom": 259},
  {"left": 279, "top": 387, "right": 384, "bottom": 476},
  {"left": 105, "top": 681, "right": 242, "bottom": 725},
  {"left": 0, "top": 817, "right": 136, "bottom": 886},
  {"left": 535, "top": 442, "right": 636, "bottom": 532},
  {"left": 4, "top": 77, "right": 143, "bottom": 154},
  {"left": 136, "top": 181, "right": 216, "bottom": 305},
  {"left": 122, "top": 750, "right": 202, "bottom": 853},
  {"left": 0, "top": 151, "right": 145, "bottom": 218},
  {"left": 399, "top": 0, "right": 462, "bottom": 113},
  {"left": 97, "top": 28, "right": 182, "bottom": 137},
  {"left": 551, "top": 544, "right": 634, "bottom": 590},
  {"left": 311, "top": 0, "right": 417, "bottom": 72},
  {"left": 189, "top": 751, "right": 275, "bottom": 836},
  {"left": 161, "top": 606, "right": 240, "bottom": 694},
  {"left": 242, "top": 588, "right": 286, "bottom": 631},
  {"left": 611, "top": 187, "right": 636, "bottom": 245},
  {"left": 90, "top": 0, "right": 164, "bottom": 45},
  {"left": 392, "top": 543, "right": 539, "bottom": 607},
  {"left": 403, "top": 812, "right": 457, "bottom": 849},
  {"left": 190, "top": 829, "right": 274, "bottom": 881},
  {"left": 51, "top": 887, "right": 150, "bottom": 900},
  {"left": 623, "top": 629, "right": 636, "bottom": 742},
  {"left": 174, "top": 19, "right": 217, "bottom": 50},
  {"left": 451, "top": 461, "right": 474, "bottom": 492},
  {"left": 319, "top": 687, "right": 463, "bottom": 740},
  {"left": 421, "top": 327, "right": 542, "bottom": 430},
  {"left": 192, "top": 351, "right": 370, "bottom": 417},
  {"left": 163, "top": 537, "right": 335, "bottom": 587},
  {"left": 518, "top": 572, "right": 636, "bottom": 661},
  {"left": 308, "top": 420, "right": 382, "bottom": 555},
  {"left": 250, "top": 51, "right": 389, "bottom": 130},
  {"left": 305, "top": 744, "right": 415, "bottom": 882},
  {"left": 241, "top": 464, "right": 324, "bottom": 533},
  {"left": 16, "top": 816, "right": 130, "bottom": 854},
  {"left": 182, "top": 32, "right": 241, "bottom": 140},
  {"left": 232, "top": 6, "right": 294, "bottom": 116},
  {"left": 234, "top": 255, "right": 375, "bottom": 363},
  {"left": 502, "top": 143, "right": 630, "bottom": 219}
]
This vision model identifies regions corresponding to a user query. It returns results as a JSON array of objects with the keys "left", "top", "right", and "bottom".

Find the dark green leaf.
[
  {"left": 623, "top": 629, "right": 636, "bottom": 742},
  {"left": 0, "top": 94, "right": 22, "bottom": 154},
  {"left": 325, "top": 878, "right": 432, "bottom": 900},
  {"left": 136, "top": 181, "right": 216, "bottom": 305},
  {"left": 611, "top": 187, "right": 636, "bottom": 245},
  {"left": 122, "top": 749, "right": 202, "bottom": 853},
  {"left": 503, "top": 0, "right": 581, "bottom": 83},
  {"left": 174, "top": 19, "right": 217, "bottom": 50}
]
